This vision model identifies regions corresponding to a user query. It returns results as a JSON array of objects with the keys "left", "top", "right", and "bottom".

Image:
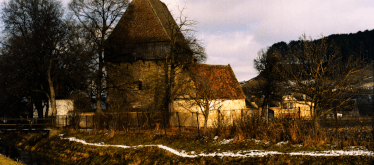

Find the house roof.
[
  {"left": 269, "top": 107, "right": 279, "bottom": 112},
  {"left": 245, "top": 98, "right": 259, "bottom": 109},
  {"left": 187, "top": 64, "right": 246, "bottom": 100}
]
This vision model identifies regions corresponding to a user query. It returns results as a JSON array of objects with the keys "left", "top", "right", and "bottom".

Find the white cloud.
[
  {"left": 200, "top": 31, "right": 261, "bottom": 81},
  {"left": 163, "top": 0, "right": 374, "bottom": 80}
]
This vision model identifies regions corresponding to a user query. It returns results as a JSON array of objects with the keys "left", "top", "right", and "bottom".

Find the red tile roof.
[{"left": 187, "top": 64, "right": 246, "bottom": 100}]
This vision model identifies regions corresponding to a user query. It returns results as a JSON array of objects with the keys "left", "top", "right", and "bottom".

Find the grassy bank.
[
  {"left": 0, "top": 129, "right": 373, "bottom": 165},
  {"left": 0, "top": 154, "right": 24, "bottom": 165}
]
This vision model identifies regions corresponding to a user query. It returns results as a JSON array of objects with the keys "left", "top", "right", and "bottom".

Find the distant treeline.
[{"left": 270, "top": 29, "right": 374, "bottom": 63}]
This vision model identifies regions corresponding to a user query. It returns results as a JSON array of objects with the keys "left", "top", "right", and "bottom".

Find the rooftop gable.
[{"left": 187, "top": 64, "right": 246, "bottom": 100}]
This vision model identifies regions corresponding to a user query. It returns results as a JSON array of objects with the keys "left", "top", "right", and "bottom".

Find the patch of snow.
[
  {"left": 250, "top": 139, "right": 270, "bottom": 145},
  {"left": 349, "top": 146, "right": 368, "bottom": 151},
  {"left": 291, "top": 144, "right": 303, "bottom": 148},
  {"left": 78, "top": 129, "right": 94, "bottom": 131},
  {"left": 364, "top": 76, "right": 373, "bottom": 80},
  {"left": 213, "top": 136, "right": 219, "bottom": 141},
  {"left": 276, "top": 141, "right": 289, "bottom": 146},
  {"left": 219, "top": 138, "right": 234, "bottom": 145},
  {"left": 252, "top": 139, "right": 262, "bottom": 144},
  {"left": 62, "top": 137, "right": 374, "bottom": 158},
  {"left": 157, "top": 145, "right": 196, "bottom": 158}
]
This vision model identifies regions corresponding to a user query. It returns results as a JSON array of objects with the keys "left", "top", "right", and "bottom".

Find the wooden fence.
[{"left": 0, "top": 112, "right": 372, "bottom": 138}]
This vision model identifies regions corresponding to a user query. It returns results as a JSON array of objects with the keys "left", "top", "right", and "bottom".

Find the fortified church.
[{"left": 105, "top": 0, "right": 246, "bottom": 127}]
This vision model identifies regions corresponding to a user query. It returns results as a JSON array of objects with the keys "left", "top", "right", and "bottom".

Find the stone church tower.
[{"left": 105, "top": 0, "right": 193, "bottom": 111}]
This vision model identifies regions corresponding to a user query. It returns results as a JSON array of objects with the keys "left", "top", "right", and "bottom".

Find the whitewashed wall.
[
  {"left": 271, "top": 101, "right": 312, "bottom": 118},
  {"left": 33, "top": 99, "right": 74, "bottom": 118},
  {"left": 53, "top": 100, "right": 74, "bottom": 116},
  {"left": 171, "top": 99, "right": 246, "bottom": 127}
]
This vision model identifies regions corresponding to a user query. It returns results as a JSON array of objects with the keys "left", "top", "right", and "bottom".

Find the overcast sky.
[
  {"left": 158, "top": 0, "right": 374, "bottom": 81},
  {"left": 3, "top": 0, "right": 374, "bottom": 81}
]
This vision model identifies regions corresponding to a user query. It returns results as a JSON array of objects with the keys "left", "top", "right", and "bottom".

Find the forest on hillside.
[{"left": 270, "top": 29, "right": 374, "bottom": 63}]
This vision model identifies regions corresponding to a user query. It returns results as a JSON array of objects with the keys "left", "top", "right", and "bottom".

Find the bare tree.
[
  {"left": 175, "top": 7, "right": 207, "bottom": 64},
  {"left": 179, "top": 67, "right": 223, "bottom": 134},
  {"left": 278, "top": 34, "right": 366, "bottom": 130},
  {"left": 251, "top": 47, "right": 284, "bottom": 119},
  {"left": 1, "top": 0, "right": 68, "bottom": 117},
  {"left": 1, "top": 0, "right": 93, "bottom": 118},
  {"left": 160, "top": 6, "right": 207, "bottom": 118},
  {"left": 69, "top": 0, "right": 129, "bottom": 113}
]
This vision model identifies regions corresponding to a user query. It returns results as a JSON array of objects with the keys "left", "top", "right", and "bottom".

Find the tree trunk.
[
  {"left": 313, "top": 105, "right": 320, "bottom": 136},
  {"left": 33, "top": 95, "right": 43, "bottom": 118},
  {"left": 37, "top": 101, "right": 44, "bottom": 118},
  {"left": 48, "top": 58, "right": 57, "bottom": 116},
  {"left": 313, "top": 117, "right": 320, "bottom": 131},
  {"left": 45, "top": 100, "right": 49, "bottom": 117},
  {"left": 266, "top": 104, "right": 269, "bottom": 124},
  {"left": 163, "top": 60, "right": 170, "bottom": 127},
  {"left": 96, "top": 50, "right": 103, "bottom": 113},
  {"left": 203, "top": 105, "right": 210, "bottom": 135},
  {"left": 203, "top": 115, "right": 208, "bottom": 135},
  {"left": 335, "top": 108, "right": 338, "bottom": 134}
]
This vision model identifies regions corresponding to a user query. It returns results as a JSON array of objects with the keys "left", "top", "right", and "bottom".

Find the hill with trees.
[
  {"left": 270, "top": 29, "right": 374, "bottom": 63},
  {"left": 243, "top": 30, "right": 373, "bottom": 121}
]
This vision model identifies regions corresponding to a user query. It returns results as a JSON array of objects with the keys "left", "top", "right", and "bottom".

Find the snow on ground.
[
  {"left": 61, "top": 136, "right": 374, "bottom": 158},
  {"left": 276, "top": 141, "right": 289, "bottom": 146},
  {"left": 218, "top": 138, "right": 234, "bottom": 145},
  {"left": 249, "top": 138, "right": 270, "bottom": 145}
]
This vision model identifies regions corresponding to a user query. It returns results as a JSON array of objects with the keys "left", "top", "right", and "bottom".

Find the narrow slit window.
[
  {"left": 282, "top": 103, "right": 288, "bottom": 110},
  {"left": 134, "top": 81, "right": 142, "bottom": 90},
  {"left": 289, "top": 103, "right": 294, "bottom": 109}
]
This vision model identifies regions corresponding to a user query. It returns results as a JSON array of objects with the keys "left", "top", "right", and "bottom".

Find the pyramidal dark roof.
[
  {"left": 108, "top": 0, "right": 186, "bottom": 45},
  {"left": 187, "top": 64, "right": 246, "bottom": 100}
]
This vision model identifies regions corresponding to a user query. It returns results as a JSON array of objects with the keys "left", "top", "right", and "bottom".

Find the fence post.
[
  {"left": 196, "top": 112, "right": 199, "bottom": 138},
  {"left": 127, "top": 113, "right": 129, "bottom": 133},
  {"left": 148, "top": 113, "right": 152, "bottom": 129},
  {"left": 86, "top": 115, "right": 88, "bottom": 131},
  {"left": 176, "top": 112, "right": 181, "bottom": 136},
  {"left": 232, "top": 112, "right": 235, "bottom": 128},
  {"left": 163, "top": 111, "right": 167, "bottom": 136},
  {"left": 142, "top": 113, "right": 145, "bottom": 133},
  {"left": 136, "top": 113, "right": 140, "bottom": 133},
  {"left": 120, "top": 113, "right": 123, "bottom": 131},
  {"left": 241, "top": 109, "right": 243, "bottom": 124}
]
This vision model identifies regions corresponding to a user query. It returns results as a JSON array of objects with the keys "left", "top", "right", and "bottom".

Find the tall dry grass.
[
  {"left": 206, "top": 114, "right": 373, "bottom": 149},
  {"left": 78, "top": 111, "right": 373, "bottom": 149}
]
